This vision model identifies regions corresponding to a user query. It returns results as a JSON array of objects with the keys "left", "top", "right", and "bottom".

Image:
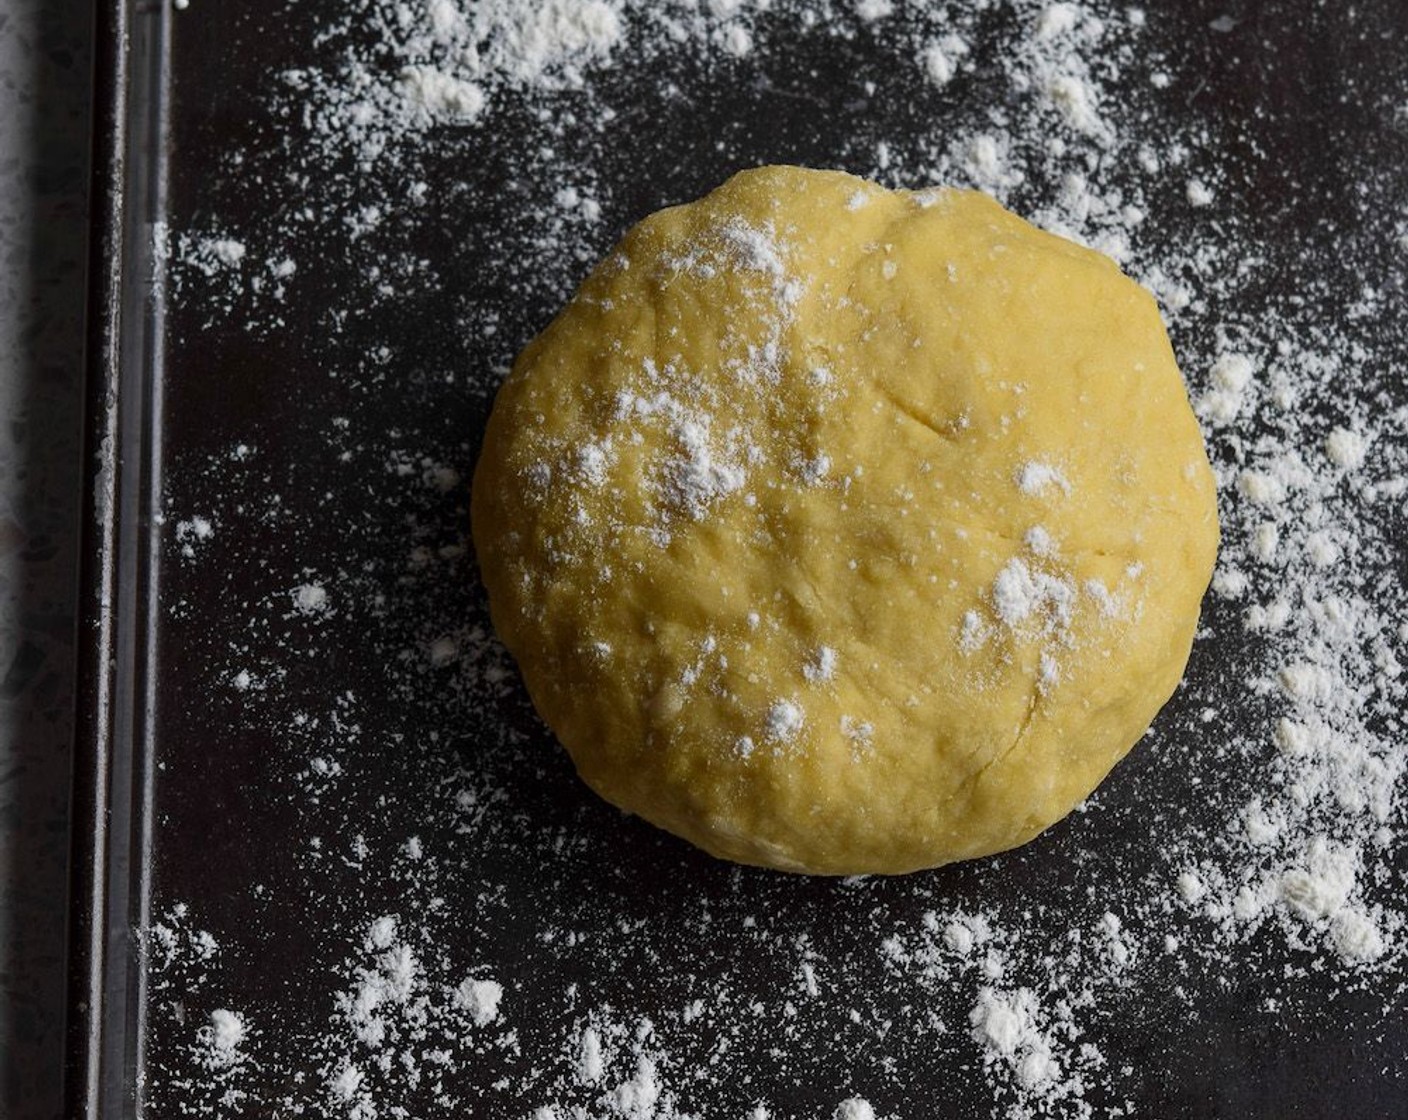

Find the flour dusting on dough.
[
  {"left": 1017, "top": 460, "right": 1070, "bottom": 496},
  {"left": 990, "top": 558, "right": 1075, "bottom": 631},
  {"left": 765, "top": 700, "right": 804, "bottom": 742}
]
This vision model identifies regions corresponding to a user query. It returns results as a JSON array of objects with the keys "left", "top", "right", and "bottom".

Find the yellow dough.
[{"left": 471, "top": 166, "right": 1218, "bottom": 875}]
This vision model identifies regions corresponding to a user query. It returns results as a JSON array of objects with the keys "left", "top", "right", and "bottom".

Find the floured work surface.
[{"left": 145, "top": 1, "right": 1408, "bottom": 1116}]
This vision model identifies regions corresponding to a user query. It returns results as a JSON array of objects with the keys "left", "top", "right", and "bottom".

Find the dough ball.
[{"left": 471, "top": 166, "right": 1218, "bottom": 875}]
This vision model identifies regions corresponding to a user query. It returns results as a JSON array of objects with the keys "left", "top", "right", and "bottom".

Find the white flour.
[
  {"left": 151, "top": 0, "right": 1408, "bottom": 1116},
  {"left": 765, "top": 698, "right": 805, "bottom": 742},
  {"left": 1015, "top": 461, "right": 1068, "bottom": 496},
  {"left": 198, "top": 1009, "right": 249, "bottom": 1069},
  {"left": 294, "top": 582, "right": 331, "bottom": 614},
  {"left": 803, "top": 645, "right": 838, "bottom": 683},
  {"left": 989, "top": 558, "right": 1075, "bottom": 632}
]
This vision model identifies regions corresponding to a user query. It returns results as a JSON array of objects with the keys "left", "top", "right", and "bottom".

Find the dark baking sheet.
[{"left": 68, "top": 1, "right": 1408, "bottom": 1117}]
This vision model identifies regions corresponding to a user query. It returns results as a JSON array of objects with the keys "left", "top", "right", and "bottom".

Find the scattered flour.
[
  {"left": 1186, "top": 178, "right": 1215, "bottom": 207},
  {"left": 1325, "top": 426, "right": 1367, "bottom": 470},
  {"left": 208, "top": 238, "right": 246, "bottom": 267},
  {"left": 765, "top": 699, "right": 804, "bottom": 742},
  {"left": 803, "top": 646, "right": 838, "bottom": 683},
  {"left": 662, "top": 418, "right": 747, "bottom": 517},
  {"left": 148, "top": 0, "right": 1408, "bottom": 1117},
  {"left": 452, "top": 977, "right": 504, "bottom": 1026},
  {"left": 969, "top": 988, "right": 1062, "bottom": 1091},
  {"left": 294, "top": 583, "right": 330, "bottom": 613},
  {"left": 196, "top": 1009, "right": 248, "bottom": 1070},
  {"left": 175, "top": 515, "right": 214, "bottom": 557},
  {"left": 990, "top": 557, "right": 1074, "bottom": 632},
  {"left": 921, "top": 35, "right": 969, "bottom": 87},
  {"left": 399, "top": 66, "right": 486, "bottom": 120},
  {"left": 1016, "top": 460, "right": 1070, "bottom": 496}
]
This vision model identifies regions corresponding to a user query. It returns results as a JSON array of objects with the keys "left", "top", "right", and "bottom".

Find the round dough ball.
[{"left": 472, "top": 165, "right": 1218, "bottom": 875}]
